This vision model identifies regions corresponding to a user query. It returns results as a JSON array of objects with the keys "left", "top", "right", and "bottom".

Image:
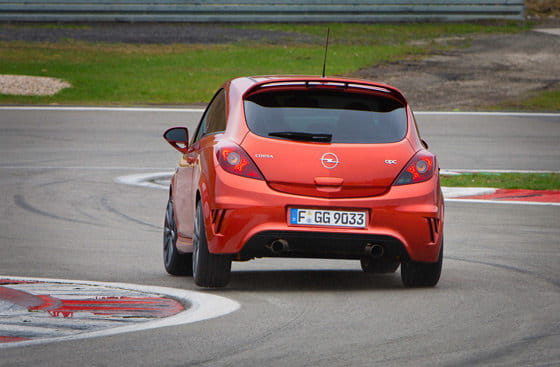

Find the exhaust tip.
[
  {"left": 364, "top": 243, "right": 384, "bottom": 258},
  {"left": 269, "top": 239, "right": 289, "bottom": 254}
]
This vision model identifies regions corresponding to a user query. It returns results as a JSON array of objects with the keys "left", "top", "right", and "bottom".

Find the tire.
[
  {"left": 163, "top": 198, "right": 193, "bottom": 276},
  {"left": 401, "top": 244, "right": 443, "bottom": 287},
  {"left": 192, "top": 202, "right": 232, "bottom": 288},
  {"left": 360, "top": 257, "right": 400, "bottom": 273}
]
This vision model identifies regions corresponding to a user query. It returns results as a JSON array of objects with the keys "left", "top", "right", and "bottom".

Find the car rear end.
[{"left": 205, "top": 77, "right": 443, "bottom": 283}]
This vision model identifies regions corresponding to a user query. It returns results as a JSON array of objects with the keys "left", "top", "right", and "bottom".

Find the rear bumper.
[
  {"left": 239, "top": 231, "right": 408, "bottom": 261},
  {"left": 202, "top": 170, "right": 444, "bottom": 263}
]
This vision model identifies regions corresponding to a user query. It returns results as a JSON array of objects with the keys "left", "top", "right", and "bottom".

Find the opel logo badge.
[{"left": 321, "top": 152, "right": 340, "bottom": 169}]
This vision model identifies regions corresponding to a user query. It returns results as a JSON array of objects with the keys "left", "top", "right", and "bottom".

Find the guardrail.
[{"left": 0, "top": 1, "right": 525, "bottom": 23}]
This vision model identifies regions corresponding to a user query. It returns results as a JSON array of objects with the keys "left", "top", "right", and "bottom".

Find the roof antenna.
[{"left": 321, "top": 27, "right": 330, "bottom": 78}]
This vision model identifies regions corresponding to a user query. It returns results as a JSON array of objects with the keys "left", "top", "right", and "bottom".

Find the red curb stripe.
[
  {"left": 0, "top": 336, "right": 31, "bottom": 344},
  {"left": 2, "top": 283, "right": 184, "bottom": 319},
  {"left": 26, "top": 296, "right": 184, "bottom": 318},
  {"left": 49, "top": 298, "right": 184, "bottom": 318},
  {"left": 459, "top": 189, "right": 560, "bottom": 203},
  {"left": 62, "top": 297, "right": 169, "bottom": 305},
  {"left": 28, "top": 295, "right": 62, "bottom": 311},
  {"left": 0, "top": 286, "right": 45, "bottom": 308}
]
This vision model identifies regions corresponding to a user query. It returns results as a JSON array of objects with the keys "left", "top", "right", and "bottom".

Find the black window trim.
[{"left": 192, "top": 88, "right": 226, "bottom": 145}]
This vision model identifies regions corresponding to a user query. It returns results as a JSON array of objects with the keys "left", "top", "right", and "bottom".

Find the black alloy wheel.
[
  {"left": 401, "top": 243, "right": 443, "bottom": 287},
  {"left": 192, "top": 202, "right": 232, "bottom": 288},
  {"left": 163, "top": 198, "right": 193, "bottom": 276}
]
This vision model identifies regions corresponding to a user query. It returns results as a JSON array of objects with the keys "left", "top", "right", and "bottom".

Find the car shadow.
[{"left": 223, "top": 270, "right": 406, "bottom": 292}]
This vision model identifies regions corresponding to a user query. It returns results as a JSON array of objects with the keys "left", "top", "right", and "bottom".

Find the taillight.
[
  {"left": 394, "top": 151, "right": 435, "bottom": 185},
  {"left": 216, "top": 143, "right": 264, "bottom": 180}
]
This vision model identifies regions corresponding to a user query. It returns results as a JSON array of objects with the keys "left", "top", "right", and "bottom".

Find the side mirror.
[{"left": 163, "top": 127, "right": 189, "bottom": 154}]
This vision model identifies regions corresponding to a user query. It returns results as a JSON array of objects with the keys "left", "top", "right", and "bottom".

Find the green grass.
[
  {"left": 441, "top": 172, "right": 560, "bottom": 191},
  {"left": 492, "top": 89, "right": 560, "bottom": 112},
  {"left": 0, "top": 41, "right": 423, "bottom": 104},
  {"left": 0, "top": 22, "right": 528, "bottom": 105}
]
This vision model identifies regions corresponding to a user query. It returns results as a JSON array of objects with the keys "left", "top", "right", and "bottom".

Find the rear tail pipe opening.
[
  {"left": 268, "top": 239, "right": 290, "bottom": 254},
  {"left": 364, "top": 243, "right": 384, "bottom": 259}
]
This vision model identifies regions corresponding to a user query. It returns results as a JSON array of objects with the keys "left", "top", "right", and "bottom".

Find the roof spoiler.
[{"left": 243, "top": 78, "right": 407, "bottom": 104}]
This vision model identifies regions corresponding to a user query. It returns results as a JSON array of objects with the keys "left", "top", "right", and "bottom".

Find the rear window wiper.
[{"left": 268, "top": 131, "right": 332, "bottom": 142}]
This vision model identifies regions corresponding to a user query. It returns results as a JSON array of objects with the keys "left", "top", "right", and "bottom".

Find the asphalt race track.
[{"left": 1, "top": 108, "right": 559, "bottom": 366}]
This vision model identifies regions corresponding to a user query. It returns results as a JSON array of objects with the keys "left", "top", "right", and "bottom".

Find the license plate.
[{"left": 289, "top": 208, "right": 367, "bottom": 228}]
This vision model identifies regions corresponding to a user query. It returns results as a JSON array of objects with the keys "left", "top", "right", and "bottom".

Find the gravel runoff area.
[
  {"left": 0, "top": 75, "right": 71, "bottom": 96},
  {"left": 355, "top": 28, "right": 560, "bottom": 110},
  {"left": 0, "top": 23, "right": 559, "bottom": 109}
]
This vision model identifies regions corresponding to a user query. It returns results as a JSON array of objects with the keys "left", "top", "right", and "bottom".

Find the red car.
[{"left": 163, "top": 76, "right": 444, "bottom": 288}]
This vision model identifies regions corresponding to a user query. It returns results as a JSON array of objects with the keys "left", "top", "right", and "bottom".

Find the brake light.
[
  {"left": 216, "top": 143, "right": 264, "bottom": 180},
  {"left": 394, "top": 151, "right": 435, "bottom": 185}
]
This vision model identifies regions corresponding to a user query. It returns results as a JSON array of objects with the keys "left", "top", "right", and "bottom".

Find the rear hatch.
[{"left": 241, "top": 87, "right": 414, "bottom": 198}]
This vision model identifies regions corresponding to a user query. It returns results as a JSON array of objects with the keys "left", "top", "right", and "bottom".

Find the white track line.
[
  {"left": 114, "top": 171, "right": 173, "bottom": 190},
  {"left": 0, "top": 106, "right": 559, "bottom": 117},
  {"left": 441, "top": 169, "right": 560, "bottom": 174},
  {"left": 0, "top": 275, "right": 240, "bottom": 349},
  {"left": 446, "top": 198, "right": 560, "bottom": 206},
  {"left": 115, "top": 172, "right": 560, "bottom": 206},
  {"left": 442, "top": 187, "right": 496, "bottom": 197},
  {"left": 0, "top": 106, "right": 204, "bottom": 112},
  {"left": 415, "top": 111, "right": 560, "bottom": 117},
  {"left": 0, "top": 166, "right": 173, "bottom": 170}
]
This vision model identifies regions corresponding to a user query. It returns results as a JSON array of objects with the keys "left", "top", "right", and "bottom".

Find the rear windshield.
[{"left": 244, "top": 89, "right": 407, "bottom": 144}]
